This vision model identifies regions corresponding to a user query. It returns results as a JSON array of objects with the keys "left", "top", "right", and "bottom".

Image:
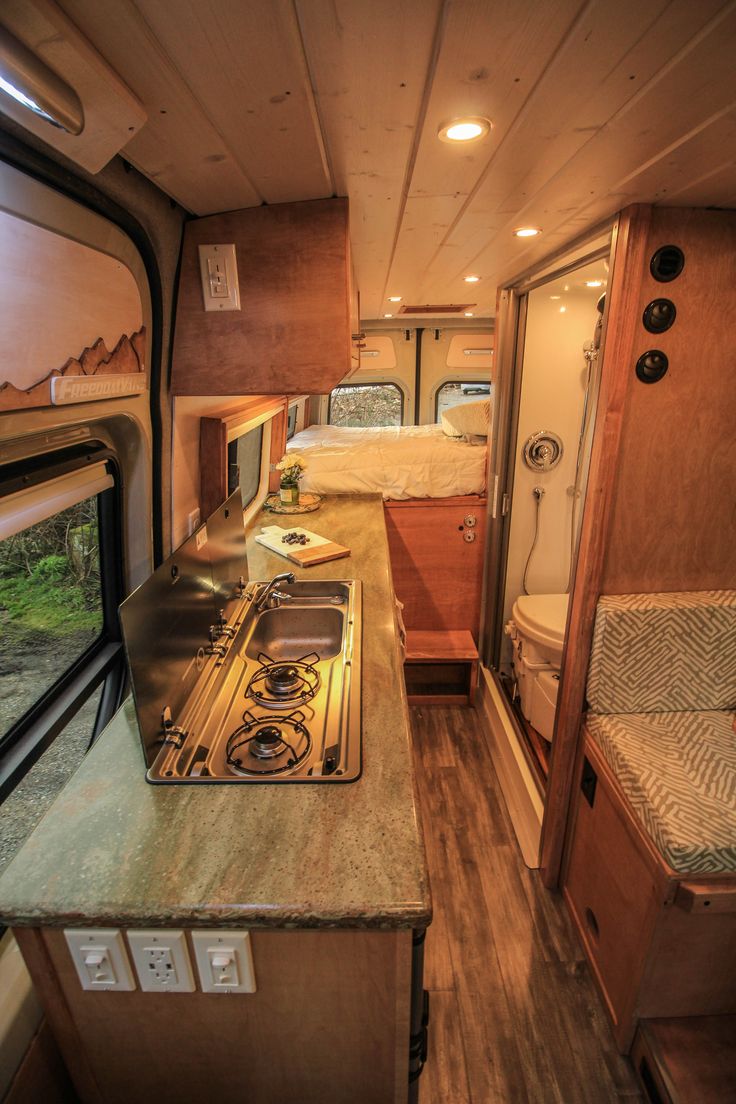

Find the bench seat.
[{"left": 587, "top": 710, "right": 736, "bottom": 875}]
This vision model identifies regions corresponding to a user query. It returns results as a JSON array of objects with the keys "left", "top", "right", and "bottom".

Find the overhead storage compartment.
[{"left": 171, "top": 197, "right": 356, "bottom": 396}]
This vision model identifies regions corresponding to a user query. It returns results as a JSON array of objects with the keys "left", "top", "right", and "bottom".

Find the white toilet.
[{"left": 506, "top": 593, "right": 569, "bottom": 742}]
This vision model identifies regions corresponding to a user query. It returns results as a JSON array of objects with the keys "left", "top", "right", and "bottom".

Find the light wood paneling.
[
  {"left": 18, "top": 928, "right": 412, "bottom": 1104},
  {"left": 52, "top": 0, "right": 736, "bottom": 315},
  {"left": 133, "top": 0, "right": 332, "bottom": 205},
  {"left": 602, "top": 207, "right": 736, "bottom": 592},
  {"left": 171, "top": 198, "right": 351, "bottom": 396},
  {"left": 0, "top": 209, "right": 143, "bottom": 393}
]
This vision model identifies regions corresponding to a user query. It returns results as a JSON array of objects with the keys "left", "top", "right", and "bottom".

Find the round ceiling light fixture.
[
  {"left": 513, "top": 226, "right": 541, "bottom": 238},
  {"left": 438, "top": 116, "right": 492, "bottom": 143},
  {"left": 387, "top": 296, "right": 402, "bottom": 302},
  {"left": 463, "top": 275, "right": 481, "bottom": 283}
]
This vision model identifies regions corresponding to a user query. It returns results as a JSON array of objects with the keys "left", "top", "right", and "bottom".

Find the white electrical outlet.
[
  {"left": 127, "top": 930, "right": 195, "bottom": 993},
  {"left": 198, "top": 244, "right": 240, "bottom": 312},
  {"left": 187, "top": 508, "right": 201, "bottom": 536},
  {"left": 65, "top": 929, "right": 136, "bottom": 991},
  {"left": 191, "top": 931, "right": 256, "bottom": 993}
]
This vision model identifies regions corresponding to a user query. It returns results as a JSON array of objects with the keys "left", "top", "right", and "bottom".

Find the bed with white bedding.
[{"left": 286, "top": 423, "right": 487, "bottom": 500}]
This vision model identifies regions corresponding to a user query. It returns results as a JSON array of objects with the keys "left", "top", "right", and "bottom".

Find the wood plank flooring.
[{"left": 410, "top": 705, "right": 643, "bottom": 1104}]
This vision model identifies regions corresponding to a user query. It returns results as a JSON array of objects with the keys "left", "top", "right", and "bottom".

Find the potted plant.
[{"left": 276, "top": 452, "right": 307, "bottom": 505}]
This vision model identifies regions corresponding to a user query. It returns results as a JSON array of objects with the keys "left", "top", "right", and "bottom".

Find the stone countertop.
[{"left": 0, "top": 495, "right": 431, "bottom": 930}]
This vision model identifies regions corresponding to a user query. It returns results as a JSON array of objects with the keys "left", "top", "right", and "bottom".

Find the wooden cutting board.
[{"left": 255, "top": 525, "right": 351, "bottom": 567}]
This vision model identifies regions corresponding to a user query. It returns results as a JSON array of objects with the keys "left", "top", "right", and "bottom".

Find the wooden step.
[
  {"left": 405, "top": 630, "right": 478, "bottom": 663},
  {"left": 631, "top": 1017, "right": 736, "bottom": 1104},
  {"left": 404, "top": 630, "right": 478, "bottom": 705}
]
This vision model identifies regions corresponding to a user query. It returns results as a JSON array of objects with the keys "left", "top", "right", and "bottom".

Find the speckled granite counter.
[{"left": 0, "top": 495, "right": 431, "bottom": 930}]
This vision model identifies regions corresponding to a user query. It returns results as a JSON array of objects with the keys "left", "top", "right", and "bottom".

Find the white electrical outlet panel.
[
  {"left": 191, "top": 931, "right": 256, "bottom": 993},
  {"left": 126, "top": 930, "right": 196, "bottom": 993},
  {"left": 198, "top": 244, "right": 241, "bottom": 312},
  {"left": 65, "top": 929, "right": 136, "bottom": 991}
]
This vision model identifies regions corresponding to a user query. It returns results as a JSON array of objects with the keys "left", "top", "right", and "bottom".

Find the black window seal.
[{"left": 328, "top": 382, "right": 405, "bottom": 426}]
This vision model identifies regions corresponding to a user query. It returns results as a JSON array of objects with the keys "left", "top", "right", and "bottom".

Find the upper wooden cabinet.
[{"left": 171, "top": 198, "right": 353, "bottom": 395}]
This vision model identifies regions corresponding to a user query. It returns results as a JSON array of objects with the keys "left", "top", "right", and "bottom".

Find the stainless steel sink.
[
  {"left": 245, "top": 605, "right": 345, "bottom": 660},
  {"left": 143, "top": 578, "right": 362, "bottom": 784}
]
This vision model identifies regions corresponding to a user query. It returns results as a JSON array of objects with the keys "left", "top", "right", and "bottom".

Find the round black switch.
[
  {"left": 636, "top": 350, "right": 669, "bottom": 384},
  {"left": 642, "top": 298, "right": 676, "bottom": 334},
  {"left": 650, "top": 245, "right": 685, "bottom": 282}
]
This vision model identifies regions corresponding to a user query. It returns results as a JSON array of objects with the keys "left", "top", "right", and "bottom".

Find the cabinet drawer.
[{"left": 563, "top": 751, "right": 664, "bottom": 1047}]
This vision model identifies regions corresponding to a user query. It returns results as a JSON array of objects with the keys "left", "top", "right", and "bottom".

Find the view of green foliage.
[{"left": 0, "top": 498, "right": 103, "bottom": 645}]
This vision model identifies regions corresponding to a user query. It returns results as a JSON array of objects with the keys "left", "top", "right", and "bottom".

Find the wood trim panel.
[
  {"left": 602, "top": 208, "right": 736, "bottom": 592},
  {"left": 171, "top": 198, "right": 351, "bottom": 396},
  {"left": 633, "top": 1017, "right": 736, "bottom": 1104},
  {"left": 12, "top": 928, "right": 103, "bottom": 1102},
  {"left": 18, "top": 927, "right": 412, "bottom": 1104},
  {"left": 541, "top": 205, "right": 652, "bottom": 888},
  {"left": 3, "top": 1020, "right": 76, "bottom": 1104},
  {"left": 0, "top": 327, "right": 146, "bottom": 413},
  {"left": 199, "top": 396, "right": 286, "bottom": 518}
]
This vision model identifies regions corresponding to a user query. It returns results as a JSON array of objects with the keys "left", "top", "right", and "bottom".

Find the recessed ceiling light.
[
  {"left": 387, "top": 296, "right": 402, "bottom": 302},
  {"left": 464, "top": 312, "right": 474, "bottom": 317},
  {"left": 550, "top": 295, "right": 561, "bottom": 300},
  {"left": 586, "top": 280, "right": 603, "bottom": 287},
  {"left": 559, "top": 306, "right": 567, "bottom": 313},
  {"left": 513, "top": 226, "right": 541, "bottom": 238},
  {"left": 438, "top": 116, "right": 492, "bottom": 143},
  {"left": 384, "top": 313, "right": 393, "bottom": 318},
  {"left": 463, "top": 275, "right": 481, "bottom": 283}
]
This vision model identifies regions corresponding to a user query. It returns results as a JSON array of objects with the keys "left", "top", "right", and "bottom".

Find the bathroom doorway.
[{"left": 485, "top": 242, "right": 612, "bottom": 789}]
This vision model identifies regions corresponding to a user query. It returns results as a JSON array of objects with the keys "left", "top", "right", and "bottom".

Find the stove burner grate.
[
  {"left": 226, "top": 709, "right": 312, "bottom": 776},
  {"left": 246, "top": 651, "right": 320, "bottom": 708}
]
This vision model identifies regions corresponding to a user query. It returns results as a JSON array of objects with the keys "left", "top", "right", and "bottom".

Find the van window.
[
  {"left": 0, "top": 494, "right": 104, "bottom": 736},
  {"left": 287, "top": 405, "right": 298, "bottom": 440},
  {"left": 329, "top": 383, "right": 403, "bottom": 427},
  {"left": 436, "top": 380, "right": 491, "bottom": 421},
  {"left": 0, "top": 455, "right": 125, "bottom": 866},
  {"left": 227, "top": 424, "right": 264, "bottom": 510}
]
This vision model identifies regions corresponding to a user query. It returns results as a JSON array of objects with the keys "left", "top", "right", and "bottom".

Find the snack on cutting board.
[{"left": 255, "top": 525, "right": 351, "bottom": 567}]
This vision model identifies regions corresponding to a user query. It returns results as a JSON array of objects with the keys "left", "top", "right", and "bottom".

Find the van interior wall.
[
  {"left": 419, "top": 327, "right": 493, "bottom": 424},
  {"left": 602, "top": 207, "right": 736, "bottom": 593},
  {"left": 500, "top": 285, "right": 601, "bottom": 672},
  {"left": 0, "top": 121, "right": 186, "bottom": 556},
  {"left": 329, "top": 325, "right": 493, "bottom": 425}
]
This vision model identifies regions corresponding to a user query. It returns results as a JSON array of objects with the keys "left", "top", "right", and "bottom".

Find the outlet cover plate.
[
  {"left": 191, "top": 930, "right": 256, "bottom": 993},
  {"left": 127, "top": 930, "right": 195, "bottom": 993},
  {"left": 65, "top": 929, "right": 136, "bottom": 991}
]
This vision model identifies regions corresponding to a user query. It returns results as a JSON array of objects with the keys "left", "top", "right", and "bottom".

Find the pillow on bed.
[{"left": 441, "top": 398, "right": 491, "bottom": 438}]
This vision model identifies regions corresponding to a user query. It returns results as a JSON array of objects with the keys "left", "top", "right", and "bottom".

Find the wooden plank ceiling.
[{"left": 55, "top": 0, "right": 736, "bottom": 319}]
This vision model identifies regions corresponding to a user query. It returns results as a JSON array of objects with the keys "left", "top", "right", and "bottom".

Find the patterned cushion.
[
  {"left": 588, "top": 710, "right": 736, "bottom": 874},
  {"left": 587, "top": 590, "right": 736, "bottom": 714}
]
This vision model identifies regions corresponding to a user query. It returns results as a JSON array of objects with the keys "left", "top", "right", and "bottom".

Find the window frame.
[
  {"left": 433, "top": 377, "right": 492, "bottom": 421},
  {"left": 327, "top": 381, "right": 405, "bottom": 427},
  {"left": 0, "top": 443, "right": 126, "bottom": 802}
]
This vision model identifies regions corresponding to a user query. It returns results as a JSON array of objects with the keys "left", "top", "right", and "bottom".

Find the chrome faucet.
[{"left": 255, "top": 571, "right": 296, "bottom": 612}]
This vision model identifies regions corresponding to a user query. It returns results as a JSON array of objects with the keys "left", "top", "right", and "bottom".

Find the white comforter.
[{"left": 286, "top": 424, "right": 487, "bottom": 500}]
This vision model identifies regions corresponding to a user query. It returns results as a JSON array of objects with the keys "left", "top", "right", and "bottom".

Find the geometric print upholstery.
[
  {"left": 587, "top": 590, "right": 736, "bottom": 714},
  {"left": 587, "top": 710, "right": 736, "bottom": 874}
]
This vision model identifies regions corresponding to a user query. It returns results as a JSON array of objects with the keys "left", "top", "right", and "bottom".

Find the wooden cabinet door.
[{"left": 384, "top": 498, "right": 486, "bottom": 641}]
